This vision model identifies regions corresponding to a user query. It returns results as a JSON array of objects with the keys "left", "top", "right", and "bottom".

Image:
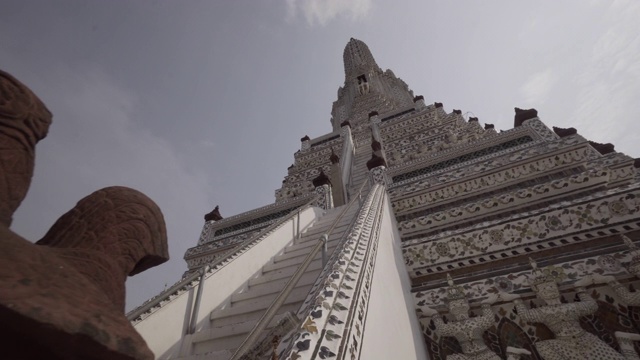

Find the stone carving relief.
[
  {"left": 428, "top": 274, "right": 502, "bottom": 360},
  {"left": 607, "top": 235, "right": 640, "bottom": 306},
  {"left": 513, "top": 259, "right": 627, "bottom": 360},
  {"left": 398, "top": 168, "right": 609, "bottom": 236},
  {"left": 0, "top": 69, "right": 168, "bottom": 360},
  {"left": 0, "top": 69, "right": 52, "bottom": 226},
  {"left": 387, "top": 121, "right": 594, "bottom": 192},
  {"left": 418, "top": 253, "right": 640, "bottom": 360},
  {"left": 404, "top": 186, "right": 640, "bottom": 272},
  {"left": 392, "top": 147, "right": 590, "bottom": 214}
]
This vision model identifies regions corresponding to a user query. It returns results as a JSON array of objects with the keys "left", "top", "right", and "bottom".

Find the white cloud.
[
  {"left": 286, "top": 0, "right": 372, "bottom": 26},
  {"left": 10, "top": 64, "right": 212, "bottom": 310},
  {"left": 568, "top": 1, "right": 640, "bottom": 150},
  {"left": 520, "top": 69, "right": 555, "bottom": 106}
]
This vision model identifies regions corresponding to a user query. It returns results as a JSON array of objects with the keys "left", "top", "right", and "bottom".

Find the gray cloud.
[{"left": 2, "top": 0, "right": 639, "bottom": 312}]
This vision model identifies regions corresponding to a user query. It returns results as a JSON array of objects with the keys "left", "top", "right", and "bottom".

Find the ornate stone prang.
[
  {"left": 0, "top": 69, "right": 53, "bottom": 226},
  {"left": 589, "top": 140, "right": 616, "bottom": 155},
  {"left": 553, "top": 126, "right": 578, "bottom": 138},
  {"left": 513, "top": 107, "right": 538, "bottom": 127},
  {"left": 204, "top": 205, "right": 223, "bottom": 222}
]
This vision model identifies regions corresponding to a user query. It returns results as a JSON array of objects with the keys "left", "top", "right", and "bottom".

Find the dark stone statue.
[{"left": 0, "top": 69, "right": 169, "bottom": 360}]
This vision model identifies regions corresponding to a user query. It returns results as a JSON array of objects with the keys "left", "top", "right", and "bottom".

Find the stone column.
[
  {"left": 329, "top": 149, "right": 346, "bottom": 206},
  {"left": 369, "top": 111, "right": 381, "bottom": 142},
  {"left": 300, "top": 135, "right": 311, "bottom": 152},
  {"left": 339, "top": 120, "right": 354, "bottom": 194},
  {"left": 312, "top": 169, "right": 333, "bottom": 210}
]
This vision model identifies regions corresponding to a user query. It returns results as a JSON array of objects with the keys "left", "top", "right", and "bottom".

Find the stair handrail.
[
  {"left": 127, "top": 193, "right": 319, "bottom": 322},
  {"left": 231, "top": 178, "right": 371, "bottom": 360}
]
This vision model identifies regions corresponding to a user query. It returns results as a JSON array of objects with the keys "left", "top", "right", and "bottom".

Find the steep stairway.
[
  {"left": 183, "top": 202, "right": 362, "bottom": 359},
  {"left": 347, "top": 142, "right": 373, "bottom": 198}
]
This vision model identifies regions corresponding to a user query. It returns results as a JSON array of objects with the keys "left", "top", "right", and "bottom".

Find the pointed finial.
[
  {"left": 204, "top": 205, "right": 223, "bottom": 222},
  {"left": 447, "top": 273, "right": 455, "bottom": 286}
]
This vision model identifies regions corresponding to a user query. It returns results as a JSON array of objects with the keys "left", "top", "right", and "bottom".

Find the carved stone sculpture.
[
  {"left": 608, "top": 235, "right": 640, "bottom": 305},
  {"left": 514, "top": 258, "right": 625, "bottom": 360},
  {"left": 0, "top": 69, "right": 169, "bottom": 359},
  {"left": 0, "top": 69, "right": 52, "bottom": 226},
  {"left": 430, "top": 274, "right": 501, "bottom": 360}
]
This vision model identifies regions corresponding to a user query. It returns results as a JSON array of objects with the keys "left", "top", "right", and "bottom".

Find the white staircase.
[
  {"left": 348, "top": 143, "right": 373, "bottom": 197},
  {"left": 181, "top": 203, "right": 361, "bottom": 359}
]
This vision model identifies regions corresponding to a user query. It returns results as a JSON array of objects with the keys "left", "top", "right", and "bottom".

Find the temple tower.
[{"left": 129, "top": 39, "right": 640, "bottom": 360}]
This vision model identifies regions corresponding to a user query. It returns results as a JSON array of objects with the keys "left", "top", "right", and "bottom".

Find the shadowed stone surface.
[
  {"left": 0, "top": 69, "right": 169, "bottom": 360},
  {"left": 0, "top": 69, "right": 52, "bottom": 227}
]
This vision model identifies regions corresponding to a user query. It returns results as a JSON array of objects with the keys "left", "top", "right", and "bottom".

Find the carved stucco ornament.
[
  {"left": 429, "top": 274, "right": 502, "bottom": 360},
  {"left": 513, "top": 258, "right": 629, "bottom": 360},
  {"left": 0, "top": 69, "right": 169, "bottom": 360}
]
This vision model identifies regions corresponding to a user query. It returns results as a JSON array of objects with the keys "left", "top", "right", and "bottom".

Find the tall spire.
[{"left": 343, "top": 38, "right": 380, "bottom": 80}]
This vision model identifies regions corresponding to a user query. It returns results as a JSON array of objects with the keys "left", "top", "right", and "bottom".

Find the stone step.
[
  {"left": 298, "top": 214, "right": 354, "bottom": 238},
  {"left": 210, "top": 300, "right": 302, "bottom": 328},
  {"left": 236, "top": 270, "right": 321, "bottom": 303},
  {"left": 262, "top": 256, "right": 323, "bottom": 277},
  {"left": 176, "top": 349, "right": 232, "bottom": 360},
  {"left": 231, "top": 283, "right": 312, "bottom": 309},
  {"left": 248, "top": 258, "right": 323, "bottom": 286},
  {"left": 276, "top": 239, "right": 340, "bottom": 263}
]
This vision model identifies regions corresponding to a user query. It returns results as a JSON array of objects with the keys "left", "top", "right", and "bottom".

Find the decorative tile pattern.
[
  {"left": 397, "top": 168, "right": 610, "bottom": 236},
  {"left": 403, "top": 186, "right": 640, "bottom": 272},
  {"left": 369, "top": 165, "right": 388, "bottom": 186},
  {"left": 314, "top": 184, "right": 333, "bottom": 210},
  {"left": 392, "top": 147, "right": 591, "bottom": 214}
]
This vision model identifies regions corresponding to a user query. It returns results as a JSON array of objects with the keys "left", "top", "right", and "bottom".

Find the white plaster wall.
[
  {"left": 360, "top": 193, "right": 429, "bottom": 359},
  {"left": 134, "top": 206, "right": 324, "bottom": 359}
]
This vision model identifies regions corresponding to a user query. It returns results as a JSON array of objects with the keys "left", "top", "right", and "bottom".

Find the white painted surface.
[
  {"left": 360, "top": 193, "right": 429, "bottom": 359},
  {"left": 134, "top": 206, "right": 323, "bottom": 359}
]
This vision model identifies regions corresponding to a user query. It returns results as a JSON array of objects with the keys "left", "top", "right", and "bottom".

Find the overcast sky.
[{"left": 2, "top": 1, "right": 640, "bottom": 311}]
